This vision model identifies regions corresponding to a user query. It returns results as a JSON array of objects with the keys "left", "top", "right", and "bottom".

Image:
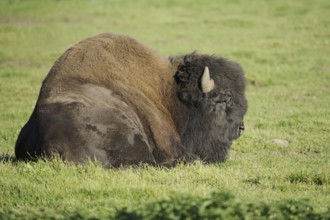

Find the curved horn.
[{"left": 201, "top": 66, "right": 214, "bottom": 93}]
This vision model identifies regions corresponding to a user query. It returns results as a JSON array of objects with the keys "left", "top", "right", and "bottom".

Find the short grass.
[{"left": 0, "top": 0, "right": 329, "bottom": 219}]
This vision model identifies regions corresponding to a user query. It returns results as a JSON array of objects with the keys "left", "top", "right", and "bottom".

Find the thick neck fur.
[{"left": 170, "top": 94, "right": 231, "bottom": 163}]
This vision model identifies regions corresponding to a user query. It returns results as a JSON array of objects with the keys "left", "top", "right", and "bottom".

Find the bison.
[{"left": 15, "top": 33, "right": 247, "bottom": 167}]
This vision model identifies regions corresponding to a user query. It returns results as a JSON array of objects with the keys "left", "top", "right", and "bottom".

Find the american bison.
[{"left": 15, "top": 33, "right": 247, "bottom": 167}]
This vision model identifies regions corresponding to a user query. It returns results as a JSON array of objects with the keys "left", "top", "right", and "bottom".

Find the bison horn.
[{"left": 201, "top": 66, "right": 214, "bottom": 93}]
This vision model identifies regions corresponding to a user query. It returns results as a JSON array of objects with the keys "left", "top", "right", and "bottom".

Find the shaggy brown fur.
[
  {"left": 15, "top": 33, "right": 247, "bottom": 167},
  {"left": 16, "top": 33, "right": 183, "bottom": 167}
]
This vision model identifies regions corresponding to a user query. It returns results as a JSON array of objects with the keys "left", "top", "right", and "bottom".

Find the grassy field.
[{"left": 0, "top": 0, "right": 329, "bottom": 219}]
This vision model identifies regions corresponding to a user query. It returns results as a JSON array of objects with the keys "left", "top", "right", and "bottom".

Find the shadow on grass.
[{"left": 0, "top": 153, "right": 17, "bottom": 163}]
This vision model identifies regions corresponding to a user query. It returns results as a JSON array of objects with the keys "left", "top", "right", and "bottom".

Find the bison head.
[{"left": 171, "top": 52, "right": 247, "bottom": 162}]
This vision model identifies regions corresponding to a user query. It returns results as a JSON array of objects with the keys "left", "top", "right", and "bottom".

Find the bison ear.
[{"left": 201, "top": 66, "right": 215, "bottom": 93}]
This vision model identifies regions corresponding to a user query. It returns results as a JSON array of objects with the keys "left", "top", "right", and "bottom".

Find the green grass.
[{"left": 0, "top": 0, "right": 329, "bottom": 219}]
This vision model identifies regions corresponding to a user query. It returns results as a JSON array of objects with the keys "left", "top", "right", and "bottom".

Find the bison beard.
[{"left": 15, "top": 33, "right": 247, "bottom": 167}]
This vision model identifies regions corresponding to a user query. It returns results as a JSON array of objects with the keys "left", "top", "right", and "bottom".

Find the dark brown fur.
[
  {"left": 15, "top": 33, "right": 247, "bottom": 167},
  {"left": 170, "top": 53, "right": 247, "bottom": 162}
]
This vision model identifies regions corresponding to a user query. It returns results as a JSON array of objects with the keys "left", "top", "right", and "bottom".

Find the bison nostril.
[{"left": 239, "top": 125, "right": 245, "bottom": 135}]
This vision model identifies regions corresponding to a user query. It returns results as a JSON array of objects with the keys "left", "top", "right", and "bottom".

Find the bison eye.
[
  {"left": 238, "top": 124, "right": 245, "bottom": 136},
  {"left": 210, "top": 91, "right": 232, "bottom": 105}
]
